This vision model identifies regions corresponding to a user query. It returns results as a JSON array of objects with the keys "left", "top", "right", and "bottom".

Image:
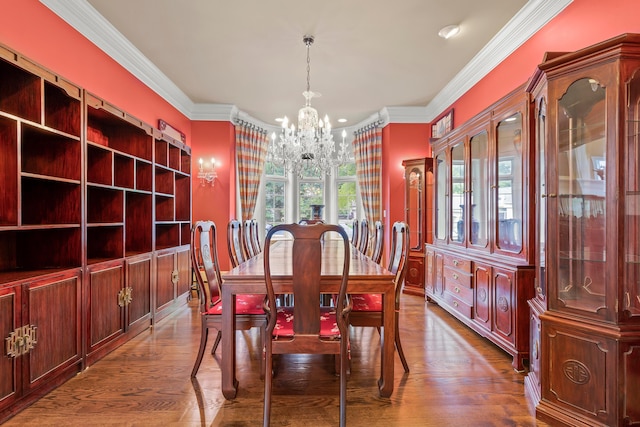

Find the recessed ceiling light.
[
  {"left": 438, "top": 24, "right": 460, "bottom": 39},
  {"left": 275, "top": 117, "right": 284, "bottom": 122},
  {"left": 338, "top": 118, "right": 347, "bottom": 123}
]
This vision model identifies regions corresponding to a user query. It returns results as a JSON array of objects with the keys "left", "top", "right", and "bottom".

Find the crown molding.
[
  {"left": 424, "top": 0, "right": 572, "bottom": 121},
  {"left": 40, "top": 0, "right": 571, "bottom": 124},
  {"left": 40, "top": 0, "right": 195, "bottom": 117}
]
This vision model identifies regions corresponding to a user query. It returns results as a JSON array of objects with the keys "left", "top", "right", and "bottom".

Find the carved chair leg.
[
  {"left": 191, "top": 326, "right": 209, "bottom": 377},
  {"left": 211, "top": 330, "right": 222, "bottom": 355},
  {"left": 395, "top": 312, "right": 409, "bottom": 373}
]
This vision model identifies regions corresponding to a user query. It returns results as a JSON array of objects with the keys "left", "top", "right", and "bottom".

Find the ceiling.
[{"left": 42, "top": 0, "right": 569, "bottom": 130}]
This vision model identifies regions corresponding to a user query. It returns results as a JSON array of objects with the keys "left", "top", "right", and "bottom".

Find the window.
[
  {"left": 298, "top": 164, "right": 324, "bottom": 221},
  {"left": 336, "top": 162, "right": 357, "bottom": 236},
  {"left": 263, "top": 162, "right": 287, "bottom": 233}
]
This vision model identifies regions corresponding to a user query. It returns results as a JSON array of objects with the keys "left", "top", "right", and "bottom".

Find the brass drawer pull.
[
  {"left": 453, "top": 273, "right": 458, "bottom": 280},
  {"left": 453, "top": 260, "right": 459, "bottom": 266},
  {"left": 454, "top": 286, "right": 460, "bottom": 293},
  {"left": 453, "top": 301, "right": 459, "bottom": 307}
]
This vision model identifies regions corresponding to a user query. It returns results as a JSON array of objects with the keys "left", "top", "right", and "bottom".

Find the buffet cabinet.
[
  {"left": 0, "top": 44, "right": 191, "bottom": 422},
  {"left": 530, "top": 34, "right": 640, "bottom": 427},
  {"left": 426, "top": 86, "right": 535, "bottom": 371},
  {"left": 402, "top": 158, "right": 433, "bottom": 296}
]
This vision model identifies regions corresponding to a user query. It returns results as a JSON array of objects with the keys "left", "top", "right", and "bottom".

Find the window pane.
[
  {"left": 337, "top": 181, "right": 357, "bottom": 230},
  {"left": 265, "top": 181, "right": 286, "bottom": 230},
  {"left": 299, "top": 182, "right": 323, "bottom": 220},
  {"left": 265, "top": 162, "right": 285, "bottom": 176},
  {"left": 301, "top": 163, "right": 322, "bottom": 179},
  {"left": 338, "top": 162, "right": 356, "bottom": 177}
]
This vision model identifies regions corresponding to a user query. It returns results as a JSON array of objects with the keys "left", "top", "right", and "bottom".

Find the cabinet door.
[
  {"left": 433, "top": 251, "right": 444, "bottom": 297},
  {"left": 155, "top": 251, "right": 176, "bottom": 312},
  {"left": 425, "top": 248, "right": 435, "bottom": 296},
  {"left": 405, "top": 254, "right": 424, "bottom": 292},
  {"left": 0, "top": 286, "right": 19, "bottom": 411},
  {"left": 450, "top": 141, "right": 466, "bottom": 245},
  {"left": 495, "top": 113, "right": 524, "bottom": 254},
  {"left": 176, "top": 247, "right": 191, "bottom": 298},
  {"left": 434, "top": 152, "right": 447, "bottom": 243},
  {"left": 492, "top": 267, "right": 515, "bottom": 345},
  {"left": 87, "top": 263, "right": 124, "bottom": 355},
  {"left": 473, "top": 263, "right": 491, "bottom": 331},
  {"left": 469, "top": 131, "right": 489, "bottom": 248},
  {"left": 126, "top": 255, "right": 151, "bottom": 329},
  {"left": 25, "top": 272, "right": 81, "bottom": 392},
  {"left": 551, "top": 76, "right": 608, "bottom": 319}
]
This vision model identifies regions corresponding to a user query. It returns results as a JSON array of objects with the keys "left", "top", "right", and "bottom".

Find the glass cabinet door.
[
  {"left": 406, "top": 163, "right": 424, "bottom": 251},
  {"left": 555, "top": 77, "right": 606, "bottom": 314},
  {"left": 435, "top": 152, "right": 447, "bottom": 241},
  {"left": 626, "top": 70, "right": 640, "bottom": 318},
  {"left": 470, "top": 131, "right": 488, "bottom": 247},
  {"left": 536, "top": 99, "right": 547, "bottom": 300},
  {"left": 495, "top": 113, "right": 523, "bottom": 253},
  {"left": 450, "top": 142, "right": 466, "bottom": 244}
]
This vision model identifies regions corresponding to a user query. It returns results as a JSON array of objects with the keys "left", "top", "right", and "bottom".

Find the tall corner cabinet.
[
  {"left": 402, "top": 158, "right": 433, "bottom": 296},
  {"left": 0, "top": 43, "right": 191, "bottom": 422},
  {"left": 530, "top": 33, "right": 640, "bottom": 427},
  {"left": 425, "top": 85, "right": 536, "bottom": 371}
]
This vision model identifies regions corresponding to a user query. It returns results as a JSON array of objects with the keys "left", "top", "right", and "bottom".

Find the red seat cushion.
[
  {"left": 350, "top": 293, "right": 382, "bottom": 312},
  {"left": 205, "top": 294, "right": 265, "bottom": 315},
  {"left": 272, "top": 306, "right": 341, "bottom": 338}
]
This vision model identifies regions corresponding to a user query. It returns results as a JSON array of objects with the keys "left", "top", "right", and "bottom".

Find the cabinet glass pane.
[
  {"left": 625, "top": 71, "right": 640, "bottom": 317},
  {"left": 407, "top": 165, "right": 423, "bottom": 250},
  {"left": 470, "top": 131, "right": 488, "bottom": 247},
  {"left": 435, "top": 152, "right": 447, "bottom": 240},
  {"left": 450, "top": 143, "right": 465, "bottom": 243},
  {"left": 537, "top": 100, "right": 547, "bottom": 299},
  {"left": 496, "top": 113, "right": 523, "bottom": 252},
  {"left": 557, "top": 78, "right": 606, "bottom": 313}
]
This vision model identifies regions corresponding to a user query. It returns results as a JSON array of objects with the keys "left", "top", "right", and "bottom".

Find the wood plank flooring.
[{"left": 4, "top": 294, "right": 546, "bottom": 426}]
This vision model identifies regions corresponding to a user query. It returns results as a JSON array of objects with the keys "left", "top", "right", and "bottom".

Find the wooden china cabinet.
[
  {"left": 425, "top": 85, "right": 535, "bottom": 371},
  {"left": 0, "top": 43, "right": 191, "bottom": 422},
  {"left": 532, "top": 34, "right": 640, "bottom": 427},
  {"left": 402, "top": 158, "right": 433, "bottom": 296}
]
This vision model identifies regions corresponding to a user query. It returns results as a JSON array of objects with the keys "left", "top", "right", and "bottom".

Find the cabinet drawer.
[
  {"left": 444, "top": 278, "right": 473, "bottom": 305},
  {"left": 443, "top": 254, "right": 471, "bottom": 273},
  {"left": 443, "top": 266, "right": 471, "bottom": 288},
  {"left": 443, "top": 292, "right": 473, "bottom": 319}
]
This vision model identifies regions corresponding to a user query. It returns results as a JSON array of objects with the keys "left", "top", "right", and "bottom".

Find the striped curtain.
[
  {"left": 354, "top": 123, "right": 383, "bottom": 231},
  {"left": 235, "top": 120, "right": 269, "bottom": 220}
]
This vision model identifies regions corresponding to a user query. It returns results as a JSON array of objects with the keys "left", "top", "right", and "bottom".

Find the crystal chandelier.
[{"left": 267, "top": 35, "right": 353, "bottom": 177}]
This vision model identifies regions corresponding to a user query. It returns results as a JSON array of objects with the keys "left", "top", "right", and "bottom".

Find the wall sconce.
[{"left": 198, "top": 157, "right": 217, "bottom": 186}]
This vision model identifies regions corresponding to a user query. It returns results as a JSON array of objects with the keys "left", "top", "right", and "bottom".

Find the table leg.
[
  {"left": 221, "top": 289, "right": 238, "bottom": 399},
  {"left": 378, "top": 287, "right": 395, "bottom": 397}
]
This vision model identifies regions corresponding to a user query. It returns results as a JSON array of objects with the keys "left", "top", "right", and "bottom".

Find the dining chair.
[
  {"left": 190, "top": 220, "right": 266, "bottom": 377},
  {"left": 358, "top": 218, "right": 369, "bottom": 255},
  {"left": 351, "top": 218, "right": 359, "bottom": 247},
  {"left": 370, "top": 220, "right": 384, "bottom": 265},
  {"left": 262, "top": 223, "right": 352, "bottom": 427},
  {"left": 349, "top": 221, "right": 410, "bottom": 373},
  {"left": 227, "top": 219, "right": 247, "bottom": 268},
  {"left": 242, "top": 219, "right": 256, "bottom": 259},
  {"left": 250, "top": 218, "right": 262, "bottom": 254}
]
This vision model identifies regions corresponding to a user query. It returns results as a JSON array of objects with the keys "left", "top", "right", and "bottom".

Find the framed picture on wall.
[{"left": 431, "top": 109, "right": 453, "bottom": 139}]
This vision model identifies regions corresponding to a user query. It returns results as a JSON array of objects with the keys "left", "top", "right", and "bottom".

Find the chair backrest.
[
  {"left": 250, "top": 219, "right": 261, "bottom": 254},
  {"left": 227, "top": 219, "right": 246, "bottom": 268},
  {"left": 351, "top": 219, "right": 359, "bottom": 246},
  {"left": 388, "top": 221, "right": 410, "bottom": 307},
  {"left": 242, "top": 219, "right": 256, "bottom": 258},
  {"left": 191, "top": 221, "right": 223, "bottom": 312},
  {"left": 370, "top": 220, "right": 384, "bottom": 265},
  {"left": 358, "top": 218, "right": 369, "bottom": 254},
  {"left": 263, "top": 223, "right": 350, "bottom": 338}
]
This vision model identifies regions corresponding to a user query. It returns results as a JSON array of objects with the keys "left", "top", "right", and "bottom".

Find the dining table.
[{"left": 220, "top": 238, "right": 396, "bottom": 399}]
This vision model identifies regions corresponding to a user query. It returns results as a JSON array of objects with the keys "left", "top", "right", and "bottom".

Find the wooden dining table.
[{"left": 220, "top": 238, "right": 396, "bottom": 399}]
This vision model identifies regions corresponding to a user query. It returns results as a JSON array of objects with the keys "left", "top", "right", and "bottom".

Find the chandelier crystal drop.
[{"left": 267, "top": 35, "right": 353, "bottom": 177}]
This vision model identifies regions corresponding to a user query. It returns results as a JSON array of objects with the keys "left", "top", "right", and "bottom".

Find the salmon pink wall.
[
  {"left": 191, "top": 121, "right": 237, "bottom": 270},
  {"left": 0, "top": 0, "right": 190, "bottom": 140},
  {"left": 442, "top": 0, "right": 640, "bottom": 125},
  {"left": 382, "top": 123, "right": 430, "bottom": 262}
]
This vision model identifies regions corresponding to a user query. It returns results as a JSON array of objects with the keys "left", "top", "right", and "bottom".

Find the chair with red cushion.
[
  {"left": 190, "top": 220, "right": 266, "bottom": 377},
  {"left": 243, "top": 219, "right": 256, "bottom": 259},
  {"left": 262, "top": 223, "right": 351, "bottom": 427},
  {"left": 349, "top": 221, "right": 410, "bottom": 373},
  {"left": 369, "top": 220, "right": 384, "bottom": 265},
  {"left": 227, "top": 219, "right": 247, "bottom": 268},
  {"left": 250, "top": 218, "right": 262, "bottom": 255},
  {"left": 358, "top": 218, "right": 369, "bottom": 255}
]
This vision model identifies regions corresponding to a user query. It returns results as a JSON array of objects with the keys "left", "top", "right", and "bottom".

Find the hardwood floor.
[{"left": 4, "top": 294, "right": 546, "bottom": 426}]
